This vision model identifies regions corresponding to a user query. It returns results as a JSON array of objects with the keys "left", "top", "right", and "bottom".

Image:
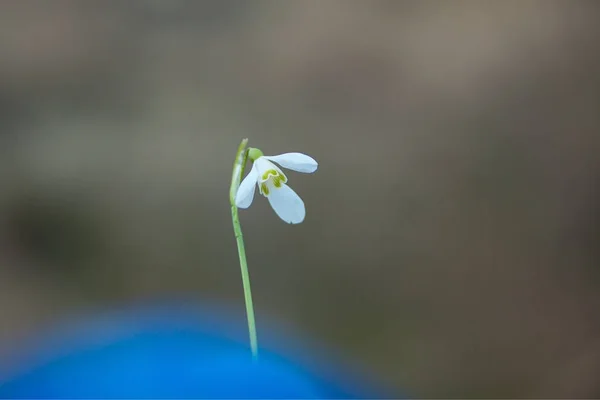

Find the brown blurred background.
[{"left": 1, "top": 0, "right": 600, "bottom": 397}]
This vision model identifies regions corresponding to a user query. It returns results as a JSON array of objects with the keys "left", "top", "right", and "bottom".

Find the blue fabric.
[{"left": 0, "top": 304, "right": 389, "bottom": 399}]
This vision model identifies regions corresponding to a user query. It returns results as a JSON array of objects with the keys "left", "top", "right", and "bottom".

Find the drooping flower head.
[{"left": 235, "top": 149, "right": 318, "bottom": 224}]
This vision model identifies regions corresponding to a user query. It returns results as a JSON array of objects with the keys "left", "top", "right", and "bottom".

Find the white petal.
[
  {"left": 235, "top": 164, "right": 258, "bottom": 209},
  {"left": 264, "top": 153, "right": 318, "bottom": 173},
  {"left": 254, "top": 156, "right": 285, "bottom": 181},
  {"left": 267, "top": 183, "right": 306, "bottom": 224}
]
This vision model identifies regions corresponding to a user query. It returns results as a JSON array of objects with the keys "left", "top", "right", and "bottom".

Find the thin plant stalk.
[{"left": 229, "top": 138, "right": 258, "bottom": 359}]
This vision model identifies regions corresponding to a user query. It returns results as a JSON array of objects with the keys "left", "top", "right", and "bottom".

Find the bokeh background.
[{"left": 1, "top": 0, "right": 600, "bottom": 398}]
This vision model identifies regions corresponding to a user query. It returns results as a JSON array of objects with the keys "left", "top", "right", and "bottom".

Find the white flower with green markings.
[{"left": 235, "top": 148, "right": 318, "bottom": 224}]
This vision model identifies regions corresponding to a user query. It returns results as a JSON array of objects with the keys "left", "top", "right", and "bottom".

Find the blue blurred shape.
[{"left": 0, "top": 303, "right": 390, "bottom": 399}]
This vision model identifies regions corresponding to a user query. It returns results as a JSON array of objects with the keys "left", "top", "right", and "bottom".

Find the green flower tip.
[{"left": 248, "top": 147, "right": 264, "bottom": 161}]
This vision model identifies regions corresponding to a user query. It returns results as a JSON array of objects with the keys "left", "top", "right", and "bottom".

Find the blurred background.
[{"left": 1, "top": 0, "right": 600, "bottom": 397}]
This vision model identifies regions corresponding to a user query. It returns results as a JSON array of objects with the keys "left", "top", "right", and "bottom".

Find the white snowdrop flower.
[{"left": 235, "top": 150, "right": 318, "bottom": 224}]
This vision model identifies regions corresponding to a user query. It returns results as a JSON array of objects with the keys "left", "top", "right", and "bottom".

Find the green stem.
[{"left": 229, "top": 138, "right": 258, "bottom": 360}]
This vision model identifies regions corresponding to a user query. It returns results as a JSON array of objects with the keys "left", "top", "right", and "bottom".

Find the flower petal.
[
  {"left": 235, "top": 164, "right": 258, "bottom": 209},
  {"left": 254, "top": 157, "right": 286, "bottom": 182},
  {"left": 264, "top": 153, "right": 318, "bottom": 173},
  {"left": 267, "top": 183, "right": 306, "bottom": 224}
]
